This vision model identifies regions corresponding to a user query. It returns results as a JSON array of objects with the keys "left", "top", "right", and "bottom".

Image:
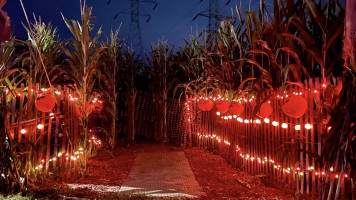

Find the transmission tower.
[
  {"left": 193, "top": 0, "right": 231, "bottom": 32},
  {"left": 128, "top": 0, "right": 143, "bottom": 58},
  {"left": 108, "top": 0, "right": 157, "bottom": 58},
  {"left": 208, "top": 0, "right": 219, "bottom": 32}
]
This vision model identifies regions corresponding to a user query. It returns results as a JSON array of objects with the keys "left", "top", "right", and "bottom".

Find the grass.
[{"left": 0, "top": 194, "right": 33, "bottom": 200}]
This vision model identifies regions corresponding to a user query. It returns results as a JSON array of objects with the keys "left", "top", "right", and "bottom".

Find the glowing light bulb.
[
  {"left": 233, "top": 115, "right": 237, "bottom": 118},
  {"left": 37, "top": 124, "right": 44, "bottom": 130},
  {"left": 237, "top": 117, "right": 243, "bottom": 122},
  {"left": 305, "top": 123, "right": 312, "bottom": 130},
  {"left": 228, "top": 115, "right": 232, "bottom": 119},
  {"left": 264, "top": 118, "right": 270, "bottom": 123},
  {"left": 216, "top": 112, "right": 221, "bottom": 116},
  {"left": 295, "top": 125, "right": 301, "bottom": 131},
  {"left": 282, "top": 123, "right": 288, "bottom": 129},
  {"left": 255, "top": 119, "right": 261, "bottom": 124},
  {"left": 20, "top": 129, "right": 27, "bottom": 134},
  {"left": 244, "top": 119, "right": 249, "bottom": 123},
  {"left": 272, "top": 121, "right": 279, "bottom": 126}
]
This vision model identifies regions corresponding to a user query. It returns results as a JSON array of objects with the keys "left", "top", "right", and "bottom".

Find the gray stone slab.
[{"left": 118, "top": 151, "right": 205, "bottom": 198}]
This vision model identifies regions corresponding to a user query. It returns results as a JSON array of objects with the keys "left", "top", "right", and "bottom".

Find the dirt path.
[
  {"left": 117, "top": 151, "right": 205, "bottom": 198},
  {"left": 33, "top": 142, "right": 296, "bottom": 199}
]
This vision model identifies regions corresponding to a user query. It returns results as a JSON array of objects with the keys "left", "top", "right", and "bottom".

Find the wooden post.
[{"left": 53, "top": 85, "right": 61, "bottom": 169}]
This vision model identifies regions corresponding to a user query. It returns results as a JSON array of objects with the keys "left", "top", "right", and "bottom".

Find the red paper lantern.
[
  {"left": 76, "top": 102, "right": 94, "bottom": 117},
  {"left": 258, "top": 102, "right": 272, "bottom": 118},
  {"left": 229, "top": 102, "right": 244, "bottom": 116},
  {"left": 198, "top": 99, "right": 213, "bottom": 111},
  {"left": 216, "top": 100, "right": 230, "bottom": 113},
  {"left": 35, "top": 93, "right": 56, "bottom": 112},
  {"left": 282, "top": 95, "right": 308, "bottom": 118}
]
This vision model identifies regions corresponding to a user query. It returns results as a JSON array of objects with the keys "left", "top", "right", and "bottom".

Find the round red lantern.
[
  {"left": 76, "top": 102, "right": 94, "bottom": 117},
  {"left": 229, "top": 102, "right": 244, "bottom": 116},
  {"left": 35, "top": 93, "right": 56, "bottom": 112},
  {"left": 282, "top": 95, "right": 308, "bottom": 118},
  {"left": 216, "top": 100, "right": 230, "bottom": 113},
  {"left": 198, "top": 99, "right": 213, "bottom": 111},
  {"left": 258, "top": 102, "right": 272, "bottom": 118}
]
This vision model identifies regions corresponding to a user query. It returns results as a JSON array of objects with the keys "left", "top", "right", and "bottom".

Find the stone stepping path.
[{"left": 117, "top": 151, "right": 205, "bottom": 198}]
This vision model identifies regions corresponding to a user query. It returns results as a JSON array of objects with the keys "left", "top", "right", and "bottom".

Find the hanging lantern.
[
  {"left": 282, "top": 95, "right": 308, "bottom": 118},
  {"left": 258, "top": 102, "right": 272, "bottom": 118},
  {"left": 76, "top": 102, "right": 94, "bottom": 117},
  {"left": 198, "top": 99, "right": 214, "bottom": 111},
  {"left": 35, "top": 93, "right": 56, "bottom": 112},
  {"left": 216, "top": 100, "right": 230, "bottom": 113},
  {"left": 94, "top": 101, "right": 104, "bottom": 112},
  {"left": 229, "top": 102, "right": 244, "bottom": 116}
]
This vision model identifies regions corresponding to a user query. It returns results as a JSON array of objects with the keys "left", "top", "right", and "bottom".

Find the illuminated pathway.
[{"left": 117, "top": 151, "right": 206, "bottom": 198}]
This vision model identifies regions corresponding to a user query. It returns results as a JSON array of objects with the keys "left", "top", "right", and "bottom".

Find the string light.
[
  {"left": 20, "top": 129, "right": 27, "bottom": 134},
  {"left": 216, "top": 112, "right": 221, "bottom": 116},
  {"left": 219, "top": 113, "right": 313, "bottom": 131},
  {"left": 37, "top": 124, "right": 44, "bottom": 130},
  {"left": 295, "top": 125, "right": 301, "bottom": 131},
  {"left": 305, "top": 124, "right": 312, "bottom": 130},
  {"left": 34, "top": 135, "right": 101, "bottom": 170},
  {"left": 281, "top": 123, "right": 288, "bottom": 129},
  {"left": 196, "top": 130, "right": 348, "bottom": 179}
]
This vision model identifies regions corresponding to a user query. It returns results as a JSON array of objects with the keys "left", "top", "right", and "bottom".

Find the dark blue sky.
[{"left": 3, "top": 0, "right": 271, "bottom": 52}]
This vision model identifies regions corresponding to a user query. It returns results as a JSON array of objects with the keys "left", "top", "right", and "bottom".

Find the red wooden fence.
[
  {"left": 2, "top": 83, "right": 86, "bottom": 178},
  {"left": 183, "top": 78, "right": 351, "bottom": 199}
]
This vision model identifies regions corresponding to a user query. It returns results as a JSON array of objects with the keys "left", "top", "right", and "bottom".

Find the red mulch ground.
[
  {"left": 32, "top": 141, "right": 296, "bottom": 199},
  {"left": 184, "top": 147, "right": 296, "bottom": 200}
]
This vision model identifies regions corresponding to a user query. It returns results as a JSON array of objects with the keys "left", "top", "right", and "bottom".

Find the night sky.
[{"left": 3, "top": 0, "right": 271, "bottom": 52}]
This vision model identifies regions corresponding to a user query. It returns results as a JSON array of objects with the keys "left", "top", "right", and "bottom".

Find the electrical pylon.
[
  {"left": 128, "top": 0, "right": 143, "bottom": 58},
  {"left": 193, "top": 0, "right": 231, "bottom": 32},
  {"left": 108, "top": 0, "right": 157, "bottom": 58},
  {"left": 208, "top": 0, "right": 219, "bottom": 32}
]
